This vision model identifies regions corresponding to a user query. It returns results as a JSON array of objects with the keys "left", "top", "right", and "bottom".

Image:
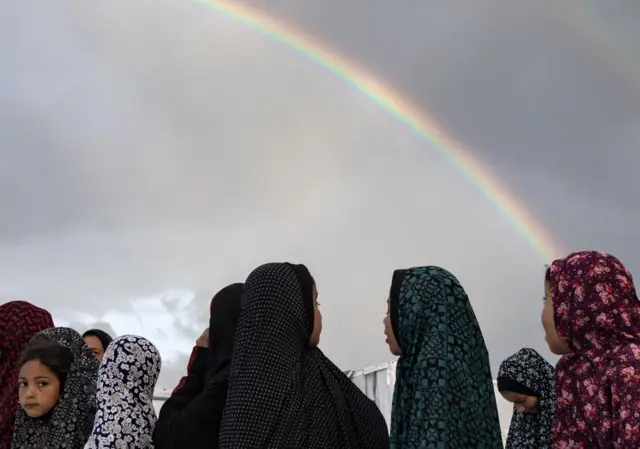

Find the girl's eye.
[
  {"left": 18, "top": 381, "right": 27, "bottom": 388},
  {"left": 37, "top": 382, "right": 48, "bottom": 388}
]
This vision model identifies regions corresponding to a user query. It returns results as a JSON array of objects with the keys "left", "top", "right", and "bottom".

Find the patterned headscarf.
[
  {"left": 388, "top": 266, "right": 503, "bottom": 448},
  {"left": 497, "top": 348, "right": 555, "bottom": 448},
  {"left": 0, "top": 302, "right": 54, "bottom": 449},
  {"left": 549, "top": 251, "right": 640, "bottom": 448},
  {"left": 218, "top": 262, "right": 389, "bottom": 449},
  {"left": 85, "top": 335, "right": 161, "bottom": 449},
  {"left": 11, "top": 327, "right": 99, "bottom": 449}
]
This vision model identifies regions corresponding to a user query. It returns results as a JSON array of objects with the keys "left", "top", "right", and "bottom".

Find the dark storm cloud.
[{"left": 2, "top": 0, "right": 639, "bottom": 388}]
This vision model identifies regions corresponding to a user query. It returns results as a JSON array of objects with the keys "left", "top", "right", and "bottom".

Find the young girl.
[
  {"left": 542, "top": 251, "right": 640, "bottom": 448},
  {"left": 85, "top": 335, "right": 161, "bottom": 449},
  {"left": 383, "top": 266, "right": 503, "bottom": 448},
  {"left": 17, "top": 338, "right": 73, "bottom": 419},
  {"left": 11, "top": 327, "right": 99, "bottom": 449},
  {"left": 498, "top": 348, "right": 555, "bottom": 448},
  {"left": 218, "top": 263, "right": 389, "bottom": 449}
]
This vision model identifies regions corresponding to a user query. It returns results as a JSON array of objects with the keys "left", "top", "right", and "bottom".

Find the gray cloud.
[{"left": 1, "top": 0, "right": 638, "bottom": 388}]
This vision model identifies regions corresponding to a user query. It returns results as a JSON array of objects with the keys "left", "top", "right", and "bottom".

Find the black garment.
[
  {"left": 82, "top": 329, "right": 113, "bottom": 352},
  {"left": 218, "top": 262, "right": 389, "bottom": 449},
  {"left": 153, "top": 283, "right": 244, "bottom": 449},
  {"left": 169, "top": 345, "right": 209, "bottom": 396}
]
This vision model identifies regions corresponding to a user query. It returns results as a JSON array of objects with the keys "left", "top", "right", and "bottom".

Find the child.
[
  {"left": 11, "top": 327, "right": 99, "bottom": 449},
  {"left": 18, "top": 338, "right": 73, "bottom": 418},
  {"left": 85, "top": 335, "right": 162, "bottom": 449}
]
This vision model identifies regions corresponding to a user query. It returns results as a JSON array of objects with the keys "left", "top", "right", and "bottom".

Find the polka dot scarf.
[{"left": 218, "top": 262, "right": 389, "bottom": 449}]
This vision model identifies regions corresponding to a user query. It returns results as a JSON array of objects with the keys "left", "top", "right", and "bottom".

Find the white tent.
[
  {"left": 153, "top": 361, "right": 513, "bottom": 442},
  {"left": 344, "top": 361, "right": 512, "bottom": 443}
]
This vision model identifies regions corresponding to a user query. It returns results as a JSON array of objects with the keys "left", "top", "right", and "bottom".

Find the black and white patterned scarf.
[
  {"left": 218, "top": 262, "right": 389, "bottom": 449},
  {"left": 498, "top": 348, "right": 555, "bottom": 449},
  {"left": 84, "top": 335, "right": 161, "bottom": 449},
  {"left": 12, "top": 327, "right": 99, "bottom": 449}
]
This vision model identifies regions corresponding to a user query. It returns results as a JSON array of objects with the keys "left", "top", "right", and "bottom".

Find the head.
[
  {"left": 241, "top": 262, "right": 322, "bottom": 352},
  {"left": 18, "top": 338, "right": 72, "bottom": 418},
  {"left": 383, "top": 271, "right": 403, "bottom": 355},
  {"left": 541, "top": 267, "right": 570, "bottom": 355},
  {"left": 497, "top": 347, "right": 555, "bottom": 416},
  {"left": 542, "top": 251, "right": 639, "bottom": 356},
  {"left": 1, "top": 301, "right": 53, "bottom": 367},
  {"left": 387, "top": 266, "right": 484, "bottom": 358},
  {"left": 291, "top": 264, "right": 322, "bottom": 347},
  {"left": 208, "top": 283, "right": 244, "bottom": 368},
  {"left": 82, "top": 329, "right": 113, "bottom": 362},
  {"left": 98, "top": 335, "right": 161, "bottom": 401}
]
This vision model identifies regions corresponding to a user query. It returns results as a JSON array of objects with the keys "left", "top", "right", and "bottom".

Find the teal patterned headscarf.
[{"left": 388, "top": 266, "right": 503, "bottom": 448}]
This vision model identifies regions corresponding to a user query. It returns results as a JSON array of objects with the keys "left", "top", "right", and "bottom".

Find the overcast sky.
[{"left": 1, "top": 0, "right": 639, "bottom": 389}]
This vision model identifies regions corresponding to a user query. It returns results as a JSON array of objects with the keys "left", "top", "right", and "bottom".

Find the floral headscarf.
[
  {"left": 498, "top": 348, "right": 555, "bottom": 448},
  {"left": 11, "top": 327, "right": 99, "bottom": 449},
  {"left": 549, "top": 251, "right": 640, "bottom": 448},
  {"left": 84, "top": 335, "right": 161, "bottom": 449}
]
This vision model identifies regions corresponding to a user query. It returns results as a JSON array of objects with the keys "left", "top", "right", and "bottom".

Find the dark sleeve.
[
  {"left": 153, "top": 364, "right": 230, "bottom": 449},
  {"left": 170, "top": 346, "right": 209, "bottom": 401}
]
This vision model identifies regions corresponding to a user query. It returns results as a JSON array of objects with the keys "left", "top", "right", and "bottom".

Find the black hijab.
[
  {"left": 208, "top": 283, "right": 244, "bottom": 375},
  {"left": 218, "top": 262, "right": 389, "bottom": 449},
  {"left": 82, "top": 329, "right": 113, "bottom": 353},
  {"left": 153, "top": 283, "right": 244, "bottom": 449}
]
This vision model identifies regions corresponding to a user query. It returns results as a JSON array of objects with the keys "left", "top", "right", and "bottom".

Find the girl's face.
[
  {"left": 18, "top": 360, "right": 61, "bottom": 417},
  {"left": 383, "top": 297, "right": 402, "bottom": 356},
  {"left": 541, "top": 279, "right": 571, "bottom": 355},
  {"left": 500, "top": 391, "right": 540, "bottom": 413},
  {"left": 83, "top": 335, "right": 106, "bottom": 362},
  {"left": 308, "top": 284, "right": 322, "bottom": 347}
]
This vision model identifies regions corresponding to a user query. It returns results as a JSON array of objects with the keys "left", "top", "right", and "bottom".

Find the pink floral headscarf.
[{"left": 549, "top": 251, "right": 640, "bottom": 448}]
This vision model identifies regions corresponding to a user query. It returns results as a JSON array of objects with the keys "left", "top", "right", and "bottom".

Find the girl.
[
  {"left": 85, "top": 335, "right": 161, "bottom": 449},
  {"left": 218, "top": 263, "right": 389, "bottom": 448},
  {"left": 12, "top": 327, "right": 99, "bottom": 449},
  {"left": 81, "top": 329, "right": 113, "bottom": 363},
  {"left": 154, "top": 283, "right": 244, "bottom": 449},
  {"left": 383, "top": 266, "right": 503, "bottom": 448},
  {"left": 0, "top": 301, "right": 53, "bottom": 449},
  {"left": 542, "top": 251, "right": 640, "bottom": 447},
  {"left": 498, "top": 348, "right": 555, "bottom": 448}
]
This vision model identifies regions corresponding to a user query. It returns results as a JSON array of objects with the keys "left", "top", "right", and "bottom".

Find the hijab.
[
  {"left": 84, "top": 335, "right": 161, "bottom": 449},
  {"left": 549, "top": 251, "right": 640, "bottom": 448},
  {"left": 0, "top": 302, "right": 54, "bottom": 449},
  {"left": 388, "top": 266, "right": 503, "bottom": 448},
  {"left": 12, "top": 327, "right": 99, "bottom": 449},
  {"left": 207, "top": 283, "right": 244, "bottom": 376},
  {"left": 497, "top": 348, "right": 555, "bottom": 449},
  {"left": 81, "top": 330, "right": 113, "bottom": 353},
  {"left": 152, "top": 283, "right": 244, "bottom": 449},
  {"left": 218, "top": 262, "right": 389, "bottom": 449}
]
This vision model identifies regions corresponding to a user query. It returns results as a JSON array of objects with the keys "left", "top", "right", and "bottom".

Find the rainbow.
[{"left": 197, "top": 0, "right": 563, "bottom": 262}]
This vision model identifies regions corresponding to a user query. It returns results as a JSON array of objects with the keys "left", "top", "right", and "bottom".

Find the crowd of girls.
[{"left": 0, "top": 250, "right": 639, "bottom": 448}]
